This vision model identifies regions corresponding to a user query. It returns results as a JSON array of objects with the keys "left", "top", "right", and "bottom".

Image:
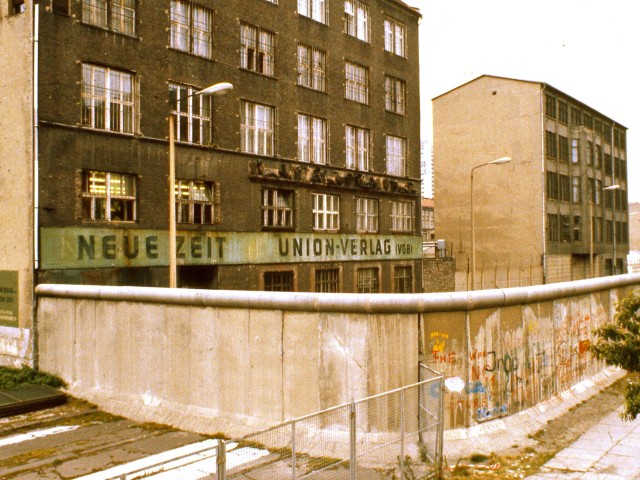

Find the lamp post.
[
  {"left": 169, "top": 82, "right": 233, "bottom": 288},
  {"left": 603, "top": 184, "right": 620, "bottom": 275},
  {"left": 470, "top": 156, "right": 512, "bottom": 290}
]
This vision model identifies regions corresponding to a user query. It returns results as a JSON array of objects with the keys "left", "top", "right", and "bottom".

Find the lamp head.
[
  {"left": 488, "top": 156, "right": 512, "bottom": 165},
  {"left": 197, "top": 82, "right": 234, "bottom": 96}
]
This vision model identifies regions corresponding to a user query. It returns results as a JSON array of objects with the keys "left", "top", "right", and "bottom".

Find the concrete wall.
[
  {"left": 36, "top": 274, "right": 640, "bottom": 437},
  {"left": 422, "top": 256, "right": 456, "bottom": 292},
  {"left": 0, "top": 1, "right": 35, "bottom": 365}
]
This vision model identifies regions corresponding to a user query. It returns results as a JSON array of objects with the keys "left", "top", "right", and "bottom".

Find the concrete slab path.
[{"left": 526, "top": 406, "right": 640, "bottom": 480}]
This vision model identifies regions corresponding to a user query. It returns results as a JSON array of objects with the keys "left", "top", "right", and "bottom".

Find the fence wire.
[{"left": 225, "top": 366, "right": 444, "bottom": 480}]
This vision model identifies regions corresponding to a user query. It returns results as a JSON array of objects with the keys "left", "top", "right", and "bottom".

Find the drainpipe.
[
  {"left": 540, "top": 84, "right": 547, "bottom": 284},
  {"left": 611, "top": 121, "right": 616, "bottom": 274},
  {"left": 32, "top": 1, "right": 40, "bottom": 368}
]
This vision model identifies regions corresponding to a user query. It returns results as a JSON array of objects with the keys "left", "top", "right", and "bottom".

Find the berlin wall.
[{"left": 35, "top": 274, "right": 640, "bottom": 437}]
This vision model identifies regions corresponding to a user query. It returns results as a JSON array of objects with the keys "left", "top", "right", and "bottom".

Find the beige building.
[{"left": 433, "top": 75, "right": 629, "bottom": 290}]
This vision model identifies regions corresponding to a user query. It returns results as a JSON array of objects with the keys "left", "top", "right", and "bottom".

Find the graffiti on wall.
[{"left": 424, "top": 298, "right": 608, "bottom": 429}]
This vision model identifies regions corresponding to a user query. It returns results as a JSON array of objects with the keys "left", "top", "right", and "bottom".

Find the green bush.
[
  {"left": 591, "top": 292, "right": 640, "bottom": 420},
  {"left": 0, "top": 366, "right": 66, "bottom": 390}
]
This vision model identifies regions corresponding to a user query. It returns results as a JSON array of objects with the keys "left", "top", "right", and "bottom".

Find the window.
[
  {"left": 547, "top": 172, "right": 558, "bottom": 200},
  {"left": 595, "top": 179, "right": 602, "bottom": 205},
  {"left": 312, "top": 193, "right": 339, "bottom": 231},
  {"left": 559, "top": 174, "right": 570, "bottom": 202},
  {"left": 315, "top": 268, "right": 339, "bottom": 292},
  {"left": 592, "top": 216, "right": 603, "bottom": 242},
  {"left": 386, "top": 135, "right": 407, "bottom": 176},
  {"left": 345, "top": 125, "right": 370, "bottom": 170},
  {"left": 586, "top": 141, "right": 593, "bottom": 165},
  {"left": 604, "top": 187, "right": 614, "bottom": 209},
  {"left": 53, "top": 0, "right": 70, "bottom": 15},
  {"left": 583, "top": 114, "right": 593, "bottom": 129},
  {"left": 175, "top": 180, "right": 215, "bottom": 224},
  {"left": 170, "top": 1, "right": 212, "bottom": 58},
  {"left": 344, "top": 0, "right": 369, "bottom": 41},
  {"left": 169, "top": 84, "right": 212, "bottom": 145},
  {"left": 558, "top": 101, "right": 568, "bottom": 124},
  {"left": 11, "top": 0, "right": 25, "bottom": 14},
  {"left": 604, "top": 154, "right": 613, "bottom": 175},
  {"left": 357, "top": 267, "right": 379, "bottom": 293},
  {"left": 385, "top": 76, "right": 406, "bottom": 115},
  {"left": 241, "top": 101, "right": 275, "bottom": 156},
  {"left": 573, "top": 216, "right": 582, "bottom": 241},
  {"left": 298, "top": 0, "right": 326, "bottom": 24},
  {"left": 297, "top": 114, "right": 327, "bottom": 164},
  {"left": 264, "top": 0, "right": 278, "bottom": 3},
  {"left": 356, "top": 197, "right": 378, "bottom": 233},
  {"left": 297, "top": 44, "right": 326, "bottom": 91},
  {"left": 81, "top": 64, "right": 134, "bottom": 134},
  {"left": 82, "top": 0, "right": 135, "bottom": 35},
  {"left": 571, "top": 107, "right": 581, "bottom": 126},
  {"left": 240, "top": 23, "right": 275, "bottom": 76},
  {"left": 264, "top": 271, "right": 294, "bottom": 291},
  {"left": 595, "top": 145, "right": 602, "bottom": 168},
  {"left": 82, "top": 171, "right": 136, "bottom": 222},
  {"left": 261, "top": 189, "right": 293, "bottom": 228},
  {"left": 384, "top": 17, "right": 406, "bottom": 56},
  {"left": 560, "top": 215, "right": 571, "bottom": 242},
  {"left": 345, "top": 62, "right": 368, "bottom": 104},
  {"left": 571, "top": 138, "right": 579, "bottom": 163},
  {"left": 548, "top": 214, "right": 559, "bottom": 242},
  {"left": 545, "top": 95, "right": 556, "bottom": 118},
  {"left": 545, "top": 131, "right": 557, "bottom": 157},
  {"left": 391, "top": 200, "right": 413, "bottom": 232},
  {"left": 605, "top": 220, "right": 613, "bottom": 243},
  {"left": 421, "top": 207, "right": 434, "bottom": 230},
  {"left": 572, "top": 176, "right": 581, "bottom": 203},
  {"left": 394, "top": 266, "right": 412, "bottom": 293},
  {"left": 558, "top": 135, "right": 569, "bottom": 162}
]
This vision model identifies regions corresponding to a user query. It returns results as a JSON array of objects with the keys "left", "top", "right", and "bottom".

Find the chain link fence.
[{"left": 221, "top": 365, "right": 444, "bottom": 480}]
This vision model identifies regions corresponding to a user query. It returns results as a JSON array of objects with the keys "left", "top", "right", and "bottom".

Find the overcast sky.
[{"left": 405, "top": 0, "right": 639, "bottom": 201}]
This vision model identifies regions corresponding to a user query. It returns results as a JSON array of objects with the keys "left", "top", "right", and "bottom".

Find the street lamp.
[
  {"left": 603, "top": 184, "right": 620, "bottom": 275},
  {"left": 168, "top": 82, "right": 233, "bottom": 288},
  {"left": 470, "top": 156, "right": 511, "bottom": 290}
]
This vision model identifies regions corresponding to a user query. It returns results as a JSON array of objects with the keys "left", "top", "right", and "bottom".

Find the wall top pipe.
[{"left": 35, "top": 274, "right": 640, "bottom": 314}]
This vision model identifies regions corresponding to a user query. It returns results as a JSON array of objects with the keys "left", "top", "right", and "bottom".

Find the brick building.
[
  {"left": 0, "top": 0, "right": 422, "bottom": 361},
  {"left": 433, "top": 75, "right": 629, "bottom": 290}
]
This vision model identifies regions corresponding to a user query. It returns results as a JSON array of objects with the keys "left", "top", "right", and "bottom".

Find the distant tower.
[{"left": 420, "top": 140, "right": 433, "bottom": 198}]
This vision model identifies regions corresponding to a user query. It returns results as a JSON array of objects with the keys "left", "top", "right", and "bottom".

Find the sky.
[{"left": 404, "top": 0, "right": 640, "bottom": 201}]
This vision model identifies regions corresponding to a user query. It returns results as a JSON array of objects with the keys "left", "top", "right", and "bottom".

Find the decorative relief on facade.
[{"left": 249, "top": 160, "right": 418, "bottom": 195}]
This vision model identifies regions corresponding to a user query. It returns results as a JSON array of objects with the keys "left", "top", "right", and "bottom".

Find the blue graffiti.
[{"left": 476, "top": 403, "right": 508, "bottom": 422}]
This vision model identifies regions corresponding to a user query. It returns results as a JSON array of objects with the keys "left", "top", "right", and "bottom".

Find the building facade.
[
  {"left": 433, "top": 75, "right": 629, "bottom": 290},
  {"left": 421, "top": 197, "right": 435, "bottom": 244},
  {"left": 0, "top": 0, "right": 422, "bottom": 364}
]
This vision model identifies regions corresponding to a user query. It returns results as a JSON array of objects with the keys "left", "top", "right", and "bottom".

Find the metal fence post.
[
  {"left": 292, "top": 421, "right": 297, "bottom": 480},
  {"left": 350, "top": 399, "right": 356, "bottom": 480},
  {"left": 436, "top": 375, "right": 445, "bottom": 476},
  {"left": 217, "top": 439, "right": 226, "bottom": 480},
  {"left": 400, "top": 388, "right": 405, "bottom": 475}
]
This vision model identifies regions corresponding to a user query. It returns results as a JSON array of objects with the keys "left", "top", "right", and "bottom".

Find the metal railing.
[
  {"left": 222, "top": 368, "right": 444, "bottom": 480},
  {"left": 80, "top": 368, "right": 445, "bottom": 480}
]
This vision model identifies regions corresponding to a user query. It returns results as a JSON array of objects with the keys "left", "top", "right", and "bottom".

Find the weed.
[
  {"left": 469, "top": 453, "right": 490, "bottom": 463},
  {"left": 0, "top": 366, "right": 65, "bottom": 390}
]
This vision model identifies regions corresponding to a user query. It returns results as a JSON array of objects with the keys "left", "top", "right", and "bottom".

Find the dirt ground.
[{"left": 441, "top": 375, "right": 629, "bottom": 479}]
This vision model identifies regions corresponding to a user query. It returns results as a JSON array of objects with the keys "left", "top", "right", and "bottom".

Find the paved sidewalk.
[{"left": 526, "top": 406, "right": 640, "bottom": 480}]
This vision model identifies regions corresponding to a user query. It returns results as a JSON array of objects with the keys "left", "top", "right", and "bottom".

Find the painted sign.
[
  {"left": 0, "top": 271, "right": 18, "bottom": 327},
  {"left": 40, "top": 228, "right": 423, "bottom": 269}
]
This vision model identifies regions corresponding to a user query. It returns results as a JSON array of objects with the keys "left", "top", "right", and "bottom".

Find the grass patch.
[
  {"left": 469, "top": 453, "right": 490, "bottom": 463},
  {"left": 0, "top": 366, "right": 66, "bottom": 390},
  {"left": 0, "top": 448, "right": 59, "bottom": 469}
]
